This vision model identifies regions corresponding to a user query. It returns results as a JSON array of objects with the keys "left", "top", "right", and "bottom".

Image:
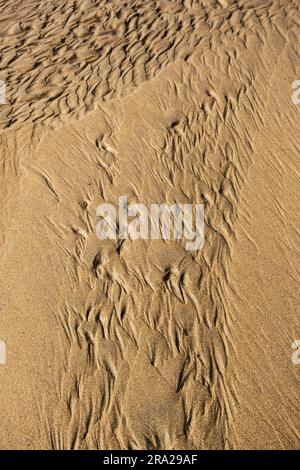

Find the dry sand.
[{"left": 0, "top": 0, "right": 300, "bottom": 450}]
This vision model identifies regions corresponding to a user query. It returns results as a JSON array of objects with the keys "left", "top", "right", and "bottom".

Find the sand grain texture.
[{"left": 0, "top": 0, "right": 300, "bottom": 449}]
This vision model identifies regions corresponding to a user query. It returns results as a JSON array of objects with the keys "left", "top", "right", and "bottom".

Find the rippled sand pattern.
[{"left": 0, "top": 0, "right": 300, "bottom": 449}]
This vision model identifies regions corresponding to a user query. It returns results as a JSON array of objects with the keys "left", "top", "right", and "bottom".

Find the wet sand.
[{"left": 0, "top": 0, "right": 300, "bottom": 449}]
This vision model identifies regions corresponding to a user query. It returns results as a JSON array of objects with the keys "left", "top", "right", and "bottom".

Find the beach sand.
[{"left": 0, "top": 0, "right": 300, "bottom": 449}]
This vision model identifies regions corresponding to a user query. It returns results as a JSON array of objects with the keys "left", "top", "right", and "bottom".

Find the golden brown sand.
[{"left": 0, "top": 0, "right": 300, "bottom": 450}]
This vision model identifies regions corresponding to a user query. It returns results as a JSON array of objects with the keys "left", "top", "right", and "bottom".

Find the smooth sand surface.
[{"left": 0, "top": 0, "right": 300, "bottom": 449}]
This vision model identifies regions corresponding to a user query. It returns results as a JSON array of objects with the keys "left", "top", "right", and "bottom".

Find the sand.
[{"left": 0, "top": 0, "right": 300, "bottom": 450}]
